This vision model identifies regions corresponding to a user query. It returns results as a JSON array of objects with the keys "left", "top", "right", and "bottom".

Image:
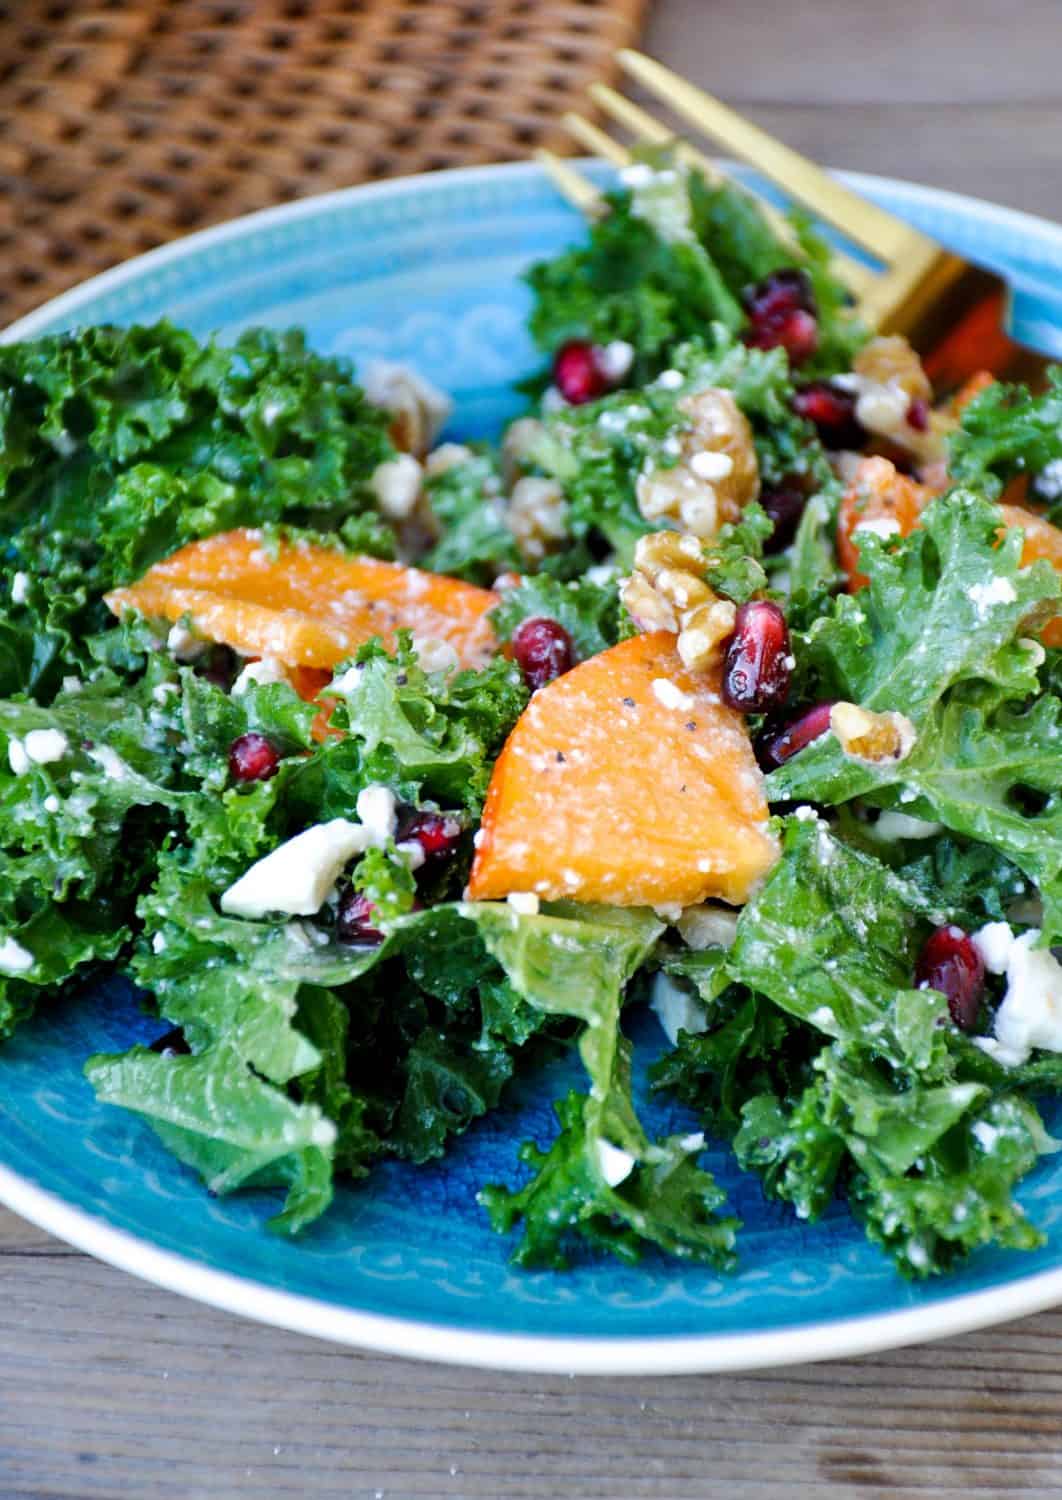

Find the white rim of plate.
[{"left": 4, "top": 158, "right": 1062, "bottom": 1375}]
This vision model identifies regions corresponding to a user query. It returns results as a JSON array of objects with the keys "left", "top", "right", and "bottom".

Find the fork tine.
[
  {"left": 534, "top": 149, "right": 606, "bottom": 219},
  {"left": 616, "top": 49, "right": 932, "bottom": 262},
  {"left": 561, "top": 112, "right": 630, "bottom": 167},
  {"left": 585, "top": 86, "right": 876, "bottom": 298}
]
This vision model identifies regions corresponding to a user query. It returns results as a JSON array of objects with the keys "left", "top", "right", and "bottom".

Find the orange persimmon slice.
[
  {"left": 467, "top": 631, "right": 779, "bottom": 909},
  {"left": 837, "top": 458, "right": 1062, "bottom": 643},
  {"left": 105, "top": 528, "right": 498, "bottom": 671}
]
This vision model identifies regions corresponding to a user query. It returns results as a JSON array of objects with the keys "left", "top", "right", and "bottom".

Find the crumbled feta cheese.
[
  {"left": 151, "top": 681, "right": 178, "bottom": 705},
  {"left": 540, "top": 386, "right": 568, "bottom": 413},
  {"left": 221, "top": 819, "right": 373, "bottom": 919},
  {"left": 655, "top": 368, "right": 684, "bottom": 391},
  {"left": 7, "top": 738, "right": 30, "bottom": 776},
  {"left": 874, "top": 811, "right": 943, "bottom": 841},
  {"left": 650, "top": 971, "right": 708, "bottom": 1047},
  {"left": 967, "top": 577, "right": 1017, "bottom": 616},
  {"left": 61, "top": 675, "right": 83, "bottom": 695},
  {"left": 355, "top": 783, "right": 398, "bottom": 846},
  {"left": 311, "top": 1117, "right": 338, "bottom": 1148},
  {"left": 852, "top": 516, "right": 902, "bottom": 539},
  {"left": 972, "top": 1121, "right": 1000, "bottom": 1153},
  {"left": 0, "top": 936, "right": 33, "bottom": 974},
  {"left": 689, "top": 450, "right": 734, "bottom": 482},
  {"left": 596, "top": 339, "right": 635, "bottom": 381},
  {"left": 618, "top": 162, "right": 654, "bottom": 189},
  {"left": 231, "top": 656, "right": 290, "bottom": 696},
  {"left": 395, "top": 839, "right": 426, "bottom": 872},
  {"left": 595, "top": 1138, "right": 636, "bottom": 1187},
  {"left": 809, "top": 1006, "right": 837, "bottom": 1030},
  {"left": 972, "top": 921, "right": 1062, "bottom": 1066},
  {"left": 792, "top": 804, "right": 820, "bottom": 823},
  {"left": 676, "top": 904, "right": 739, "bottom": 951},
  {"left": 88, "top": 746, "right": 132, "bottom": 782},
  {"left": 370, "top": 452, "right": 423, "bottom": 519},
  {"left": 10, "top": 572, "right": 29, "bottom": 605},
  {"left": 507, "top": 892, "right": 540, "bottom": 916},
  {"left": 678, "top": 1132, "right": 705, "bottom": 1153},
  {"left": 1035, "top": 458, "right": 1062, "bottom": 501},
  {"left": 151, "top": 932, "right": 168, "bottom": 954},
  {"left": 167, "top": 623, "right": 203, "bottom": 660},
  {"left": 23, "top": 728, "right": 69, "bottom": 765},
  {"left": 651, "top": 677, "right": 695, "bottom": 713},
  {"left": 330, "top": 664, "right": 365, "bottom": 697},
  {"left": 43, "top": 794, "right": 60, "bottom": 814},
  {"left": 412, "top": 636, "right": 459, "bottom": 675}
]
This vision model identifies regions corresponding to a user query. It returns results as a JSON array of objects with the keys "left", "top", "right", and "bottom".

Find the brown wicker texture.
[{"left": 0, "top": 0, "right": 647, "bottom": 324}]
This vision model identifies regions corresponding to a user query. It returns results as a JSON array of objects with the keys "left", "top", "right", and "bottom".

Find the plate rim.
[{"left": 5, "top": 156, "right": 1062, "bottom": 1374}]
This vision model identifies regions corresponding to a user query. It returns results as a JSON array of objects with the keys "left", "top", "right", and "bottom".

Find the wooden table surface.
[{"left": 4, "top": 2, "right": 1062, "bottom": 1496}]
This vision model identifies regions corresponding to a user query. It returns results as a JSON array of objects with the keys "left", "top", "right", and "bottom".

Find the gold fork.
[{"left": 538, "top": 50, "right": 1054, "bottom": 391}]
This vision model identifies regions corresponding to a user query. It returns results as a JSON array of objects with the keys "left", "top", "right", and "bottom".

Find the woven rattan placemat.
[{"left": 0, "top": 0, "right": 648, "bottom": 324}]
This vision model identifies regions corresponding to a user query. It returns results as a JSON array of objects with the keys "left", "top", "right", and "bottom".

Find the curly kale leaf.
[
  {"left": 469, "top": 902, "right": 738, "bottom": 1269},
  {"left": 948, "top": 370, "right": 1062, "bottom": 511}
]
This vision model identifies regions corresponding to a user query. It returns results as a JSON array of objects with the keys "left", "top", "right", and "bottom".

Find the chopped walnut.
[
  {"left": 507, "top": 476, "right": 569, "bottom": 562},
  {"left": 621, "top": 528, "right": 737, "bottom": 672},
  {"left": 636, "top": 388, "right": 759, "bottom": 540},
  {"left": 424, "top": 442, "right": 475, "bottom": 477},
  {"left": 363, "top": 361, "right": 453, "bottom": 457},
  {"left": 846, "top": 336, "right": 949, "bottom": 467},
  {"left": 830, "top": 701, "right": 916, "bottom": 764},
  {"left": 502, "top": 416, "right": 547, "bottom": 484}
]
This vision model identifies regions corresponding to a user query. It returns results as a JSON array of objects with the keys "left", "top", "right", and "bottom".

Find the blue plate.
[{"left": 4, "top": 162, "right": 1062, "bottom": 1374}]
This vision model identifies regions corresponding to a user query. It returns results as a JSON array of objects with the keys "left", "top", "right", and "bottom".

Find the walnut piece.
[
  {"left": 621, "top": 528, "right": 737, "bottom": 672},
  {"left": 363, "top": 361, "right": 453, "bottom": 457},
  {"left": 830, "top": 701, "right": 916, "bottom": 764},
  {"left": 636, "top": 387, "right": 759, "bottom": 541},
  {"left": 507, "top": 476, "right": 569, "bottom": 562}
]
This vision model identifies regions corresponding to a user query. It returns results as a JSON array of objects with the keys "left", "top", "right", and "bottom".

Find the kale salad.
[{"left": 5, "top": 159, "right": 1062, "bottom": 1280}]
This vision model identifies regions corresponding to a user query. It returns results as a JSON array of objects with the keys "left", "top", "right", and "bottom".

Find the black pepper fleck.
[
  {"left": 555, "top": 751, "right": 566, "bottom": 763},
  {"left": 622, "top": 696, "right": 636, "bottom": 708},
  {"left": 395, "top": 673, "right": 408, "bottom": 685},
  {"left": 685, "top": 720, "right": 697, "bottom": 731}
]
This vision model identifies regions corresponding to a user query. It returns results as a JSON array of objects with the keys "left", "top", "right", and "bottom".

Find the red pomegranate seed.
[
  {"left": 758, "top": 701, "right": 835, "bottom": 768},
  {"left": 228, "top": 731, "right": 280, "bottom": 783},
  {"left": 399, "top": 809, "right": 462, "bottom": 862},
  {"left": 336, "top": 888, "right": 385, "bottom": 945},
  {"left": 743, "top": 269, "right": 819, "bottom": 366},
  {"left": 915, "top": 925, "right": 985, "bottom": 1032},
  {"left": 906, "top": 396, "right": 930, "bottom": 432},
  {"left": 553, "top": 340, "right": 611, "bottom": 405},
  {"left": 721, "top": 600, "right": 793, "bottom": 713},
  {"left": 792, "top": 381, "right": 866, "bottom": 449},
  {"left": 760, "top": 485, "right": 808, "bottom": 554},
  {"left": 512, "top": 617, "right": 574, "bottom": 690}
]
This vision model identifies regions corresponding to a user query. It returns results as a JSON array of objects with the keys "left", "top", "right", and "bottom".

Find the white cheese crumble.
[
  {"left": 412, "top": 636, "right": 459, "bottom": 675},
  {"left": 88, "top": 746, "right": 133, "bottom": 782},
  {"left": 167, "top": 623, "right": 203, "bottom": 660},
  {"left": 221, "top": 819, "right": 373, "bottom": 919},
  {"left": 370, "top": 452, "right": 423, "bottom": 519},
  {"left": 231, "top": 656, "right": 290, "bottom": 696},
  {"left": 7, "top": 738, "right": 30, "bottom": 776},
  {"left": 596, "top": 339, "right": 635, "bottom": 381},
  {"left": 355, "top": 783, "right": 398, "bottom": 846},
  {"left": 0, "top": 936, "right": 34, "bottom": 974},
  {"left": 594, "top": 1138, "right": 636, "bottom": 1187},
  {"left": 23, "top": 729, "right": 69, "bottom": 765},
  {"left": 61, "top": 675, "right": 83, "bottom": 695},
  {"left": 506, "top": 892, "right": 540, "bottom": 916},
  {"left": 874, "top": 811, "right": 943, "bottom": 841},
  {"left": 972, "top": 921, "right": 1062, "bottom": 1066},
  {"left": 618, "top": 162, "right": 655, "bottom": 189},
  {"left": 152, "top": 681, "right": 179, "bottom": 704},
  {"left": 650, "top": 971, "right": 708, "bottom": 1047},
  {"left": 676, "top": 904, "right": 739, "bottom": 951},
  {"left": 43, "top": 794, "right": 60, "bottom": 814},
  {"left": 689, "top": 449, "right": 734, "bottom": 482},
  {"left": 1035, "top": 457, "right": 1062, "bottom": 501},
  {"left": 10, "top": 572, "right": 29, "bottom": 605},
  {"left": 151, "top": 932, "right": 168, "bottom": 954},
  {"left": 852, "top": 516, "right": 902, "bottom": 539},
  {"left": 972, "top": 1121, "right": 1000, "bottom": 1153},
  {"left": 967, "top": 577, "right": 1017, "bottom": 616},
  {"left": 655, "top": 368, "right": 684, "bottom": 391},
  {"left": 651, "top": 677, "right": 695, "bottom": 713}
]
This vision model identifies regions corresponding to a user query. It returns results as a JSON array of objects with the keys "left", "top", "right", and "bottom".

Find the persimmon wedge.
[
  {"left": 838, "top": 458, "right": 1056, "bottom": 637},
  {"left": 467, "top": 631, "right": 779, "bottom": 909},
  {"left": 105, "top": 528, "right": 498, "bottom": 671}
]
